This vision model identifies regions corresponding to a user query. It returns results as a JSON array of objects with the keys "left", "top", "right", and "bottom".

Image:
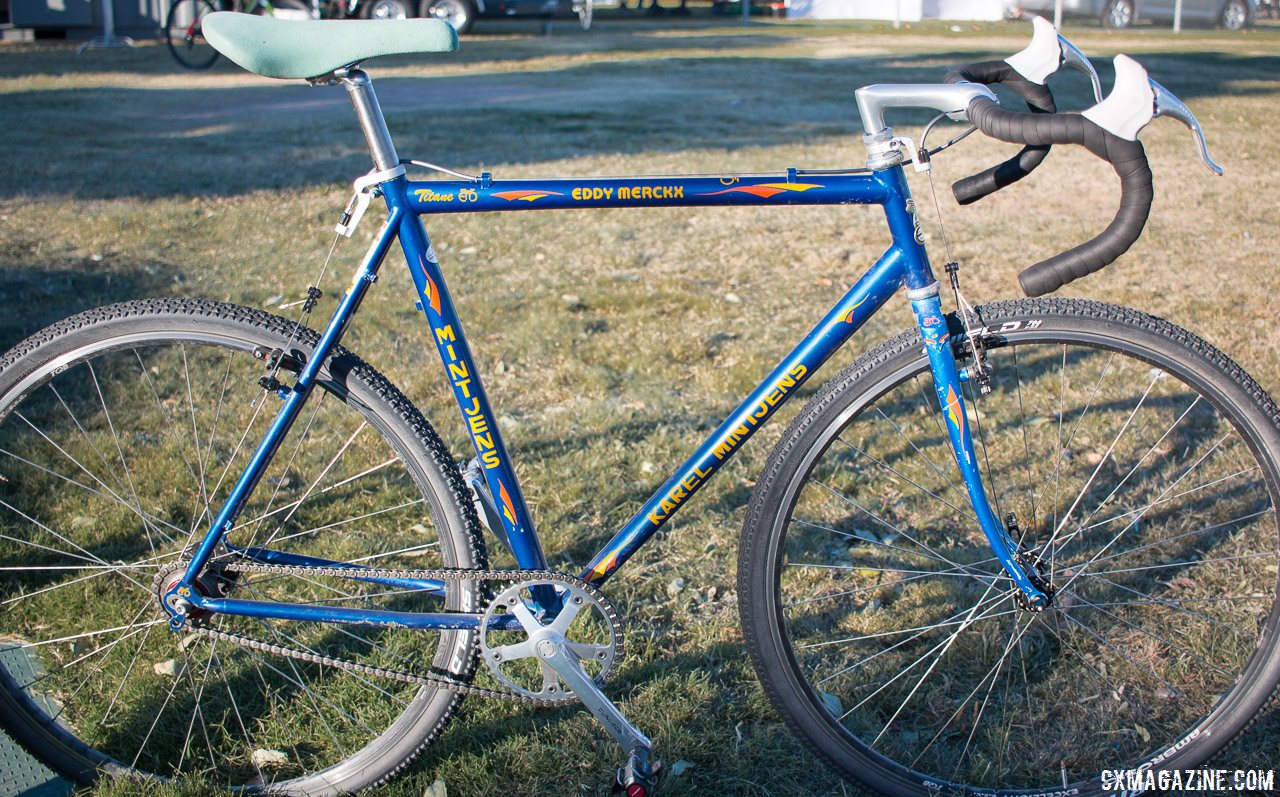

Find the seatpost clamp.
[{"left": 335, "top": 163, "right": 407, "bottom": 237}]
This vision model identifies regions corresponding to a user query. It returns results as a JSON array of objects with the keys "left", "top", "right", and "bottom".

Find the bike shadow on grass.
[{"left": 0, "top": 46, "right": 1275, "bottom": 202}]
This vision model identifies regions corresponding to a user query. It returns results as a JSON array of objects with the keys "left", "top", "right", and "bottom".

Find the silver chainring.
[{"left": 480, "top": 579, "right": 622, "bottom": 703}]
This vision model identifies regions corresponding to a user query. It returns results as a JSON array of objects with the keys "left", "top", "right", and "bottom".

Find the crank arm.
[{"left": 538, "top": 637, "right": 652, "bottom": 756}]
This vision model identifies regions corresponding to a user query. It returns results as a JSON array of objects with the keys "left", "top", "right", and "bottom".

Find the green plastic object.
[{"left": 202, "top": 12, "right": 458, "bottom": 80}]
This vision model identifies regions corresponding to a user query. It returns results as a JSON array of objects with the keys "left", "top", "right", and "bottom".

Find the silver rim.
[
  {"left": 1107, "top": 0, "right": 1133, "bottom": 27},
  {"left": 1223, "top": 1, "right": 1247, "bottom": 28},
  {"left": 429, "top": 0, "right": 469, "bottom": 29},
  {"left": 367, "top": 0, "right": 409, "bottom": 18}
]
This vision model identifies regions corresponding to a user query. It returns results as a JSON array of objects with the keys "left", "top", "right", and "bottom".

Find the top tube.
[{"left": 401, "top": 172, "right": 891, "bottom": 215}]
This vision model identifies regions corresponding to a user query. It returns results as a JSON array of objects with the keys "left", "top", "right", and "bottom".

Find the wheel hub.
[{"left": 154, "top": 560, "right": 234, "bottom": 622}]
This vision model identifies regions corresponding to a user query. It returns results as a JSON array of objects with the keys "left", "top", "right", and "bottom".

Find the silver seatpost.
[{"left": 341, "top": 69, "right": 400, "bottom": 172}]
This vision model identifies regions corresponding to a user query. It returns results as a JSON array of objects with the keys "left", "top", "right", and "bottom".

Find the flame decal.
[
  {"left": 590, "top": 550, "right": 620, "bottom": 580},
  {"left": 698, "top": 182, "right": 824, "bottom": 199},
  {"left": 842, "top": 295, "right": 871, "bottom": 324},
  {"left": 944, "top": 385, "right": 964, "bottom": 432},
  {"left": 493, "top": 190, "right": 563, "bottom": 202},
  {"left": 419, "top": 256, "right": 442, "bottom": 316},
  {"left": 497, "top": 479, "right": 517, "bottom": 526}
]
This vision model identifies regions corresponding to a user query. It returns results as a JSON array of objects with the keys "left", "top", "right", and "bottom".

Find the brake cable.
[{"left": 918, "top": 113, "right": 992, "bottom": 395}]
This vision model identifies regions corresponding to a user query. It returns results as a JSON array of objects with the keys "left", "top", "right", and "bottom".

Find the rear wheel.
[
  {"left": 422, "top": 0, "right": 475, "bottom": 32},
  {"left": 164, "top": 0, "right": 221, "bottom": 70},
  {"left": 0, "top": 299, "right": 485, "bottom": 795},
  {"left": 740, "top": 299, "right": 1280, "bottom": 796},
  {"left": 1101, "top": 0, "right": 1134, "bottom": 29}
]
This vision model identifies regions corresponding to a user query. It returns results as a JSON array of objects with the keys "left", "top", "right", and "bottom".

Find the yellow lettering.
[
  {"left": 681, "top": 474, "right": 698, "bottom": 491},
  {"left": 436, "top": 326, "right": 456, "bottom": 344},
  {"left": 603, "top": 187, "right": 613, "bottom": 200},
  {"left": 448, "top": 362, "right": 469, "bottom": 380},
  {"left": 474, "top": 432, "right": 493, "bottom": 451},
  {"left": 694, "top": 464, "right": 712, "bottom": 479},
  {"left": 642, "top": 186, "right": 653, "bottom": 200},
  {"left": 660, "top": 498, "right": 677, "bottom": 514},
  {"left": 462, "top": 397, "right": 481, "bottom": 416},
  {"left": 572, "top": 187, "right": 583, "bottom": 200},
  {"left": 468, "top": 414, "right": 488, "bottom": 434},
  {"left": 647, "top": 509, "right": 663, "bottom": 525},
  {"left": 789, "top": 363, "right": 807, "bottom": 379},
  {"left": 456, "top": 378, "right": 472, "bottom": 398},
  {"left": 619, "top": 187, "right": 630, "bottom": 200},
  {"left": 481, "top": 450, "right": 501, "bottom": 468},
  {"left": 713, "top": 441, "right": 733, "bottom": 460},
  {"left": 446, "top": 344, "right": 456, "bottom": 361},
  {"left": 764, "top": 387, "right": 784, "bottom": 406},
  {"left": 673, "top": 186, "right": 684, "bottom": 198}
]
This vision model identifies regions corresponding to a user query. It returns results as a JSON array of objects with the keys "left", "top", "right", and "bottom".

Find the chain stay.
[{"left": 179, "top": 561, "right": 623, "bottom": 707}]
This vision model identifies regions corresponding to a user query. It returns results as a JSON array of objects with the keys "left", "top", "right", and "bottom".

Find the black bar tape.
[
  {"left": 963, "top": 97, "right": 1153, "bottom": 297},
  {"left": 944, "top": 61, "right": 1056, "bottom": 205}
]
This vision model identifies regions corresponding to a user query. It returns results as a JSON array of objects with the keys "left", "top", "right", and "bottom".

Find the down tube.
[{"left": 581, "top": 247, "right": 909, "bottom": 586}]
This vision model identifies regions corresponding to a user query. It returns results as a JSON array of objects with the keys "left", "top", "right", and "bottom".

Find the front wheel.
[
  {"left": 422, "top": 0, "right": 475, "bottom": 33},
  {"left": 739, "top": 298, "right": 1280, "bottom": 796},
  {"left": 164, "top": 0, "right": 222, "bottom": 70},
  {"left": 0, "top": 299, "right": 486, "bottom": 794}
]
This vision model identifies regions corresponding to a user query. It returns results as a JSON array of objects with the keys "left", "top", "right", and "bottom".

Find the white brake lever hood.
[
  {"left": 1082, "top": 55, "right": 1155, "bottom": 141},
  {"left": 1005, "top": 16, "right": 1104, "bottom": 102},
  {"left": 1004, "top": 16, "right": 1061, "bottom": 84}
]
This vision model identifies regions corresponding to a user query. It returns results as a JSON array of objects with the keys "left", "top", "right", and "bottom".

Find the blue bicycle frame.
[{"left": 169, "top": 162, "right": 1049, "bottom": 633}]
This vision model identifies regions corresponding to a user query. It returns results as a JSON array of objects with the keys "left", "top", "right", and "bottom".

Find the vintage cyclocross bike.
[{"left": 1, "top": 13, "right": 1278, "bottom": 797}]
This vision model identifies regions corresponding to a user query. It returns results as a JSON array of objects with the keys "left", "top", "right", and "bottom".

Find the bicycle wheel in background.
[
  {"left": 165, "top": 0, "right": 222, "bottom": 70},
  {"left": 0, "top": 299, "right": 486, "bottom": 795},
  {"left": 740, "top": 298, "right": 1280, "bottom": 796},
  {"left": 257, "top": 0, "right": 318, "bottom": 20}
]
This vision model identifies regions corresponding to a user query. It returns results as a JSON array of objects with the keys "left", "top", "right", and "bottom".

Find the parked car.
[
  {"left": 421, "top": 0, "right": 593, "bottom": 32},
  {"left": 1009, "top": 0, "right": 1256, "bottom": 29}
]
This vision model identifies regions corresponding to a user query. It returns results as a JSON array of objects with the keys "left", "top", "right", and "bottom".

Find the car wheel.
[
  {"left": 422, "top": 0, "right": 475, "bottom": 32},
  {"left": 1219, "top": 0, "right": 1250, "bottom": 28},
  {"left": 363, "top": 0, "right": 413, "bottom": 17},
  {"left": 1101, "top": 0, "right": 1134, "bottom": 28}
]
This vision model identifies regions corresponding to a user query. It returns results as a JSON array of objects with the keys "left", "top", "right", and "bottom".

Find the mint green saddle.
[{"left": 201, "top": 12, "right": 458, "bottom": 80}]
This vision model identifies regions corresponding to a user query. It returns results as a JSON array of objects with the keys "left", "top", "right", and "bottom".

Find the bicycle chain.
[{"left": 159, "top": 560, "right": 624, "bottom": 707}]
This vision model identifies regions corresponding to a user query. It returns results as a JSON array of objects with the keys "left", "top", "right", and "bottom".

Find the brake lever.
[
  {"left": 1005, "top": 15, "right": 1104, "bottom": 102},
  {"left": 1151, "top": 79, "right": 1224, "bottom": 176},
  {"left": 1082, "top": 54, "right": 1223, "bottom": 175}
]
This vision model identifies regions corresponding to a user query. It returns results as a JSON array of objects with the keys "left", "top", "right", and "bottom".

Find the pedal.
[{"left": 613, "top": 749, "right": 661, "bottom": 796}]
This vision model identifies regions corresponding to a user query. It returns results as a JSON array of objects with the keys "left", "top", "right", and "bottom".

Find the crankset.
[{"left": 162, "top": 558, "right": 623, "bottom": 706}]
